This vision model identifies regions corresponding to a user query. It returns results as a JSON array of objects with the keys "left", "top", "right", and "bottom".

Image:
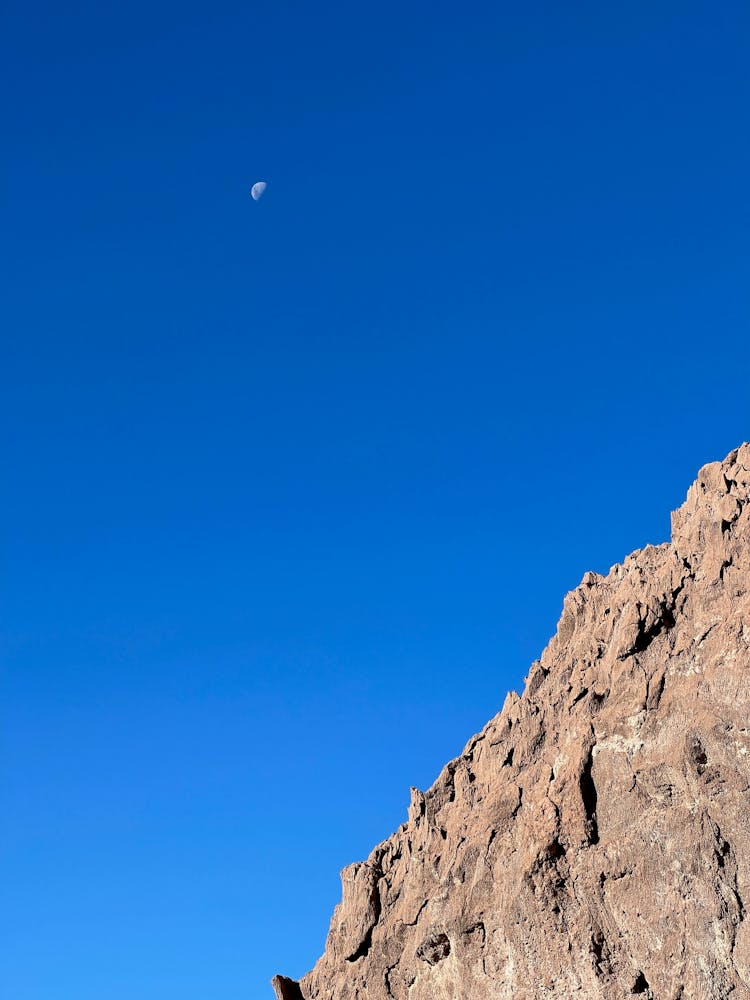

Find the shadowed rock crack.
[
  {"left": 416, "top": 932, "right": 451, "bottom": 966},
  {"left": 631, "top": 971, "right": 649, "bottom": 993},
  {"left": 580, "top": 745, "right": 599, "bottom": 845}
]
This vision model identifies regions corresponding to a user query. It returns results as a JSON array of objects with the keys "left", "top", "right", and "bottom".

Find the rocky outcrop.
[{"left": 274, "top": 445, "right": 750, "bottom": 999}]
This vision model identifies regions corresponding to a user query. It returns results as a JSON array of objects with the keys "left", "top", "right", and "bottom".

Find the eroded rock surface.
[{"left": 275, "top": 445, "right": 750, "bottom": 999}]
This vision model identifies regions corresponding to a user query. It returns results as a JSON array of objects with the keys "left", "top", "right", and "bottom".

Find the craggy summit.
[{"left": 274, "top": 445, "right": 750, "bottom": 999}]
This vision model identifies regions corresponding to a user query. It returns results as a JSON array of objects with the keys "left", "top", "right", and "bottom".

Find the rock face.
[{"left": 274, "top": 445, "right": 750, "bottom": 999}]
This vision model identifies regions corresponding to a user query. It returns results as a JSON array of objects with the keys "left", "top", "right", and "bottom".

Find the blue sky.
[{"left": 2, "top": 2, "right": 749, "bottom": 997}]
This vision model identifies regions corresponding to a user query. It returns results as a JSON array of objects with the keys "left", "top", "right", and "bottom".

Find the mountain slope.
[{"left": 273, "top": 445, "right": 750, "bottom": 999}]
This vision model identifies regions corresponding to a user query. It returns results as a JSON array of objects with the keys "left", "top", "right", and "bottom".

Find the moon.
[{"left": 250, "top": 181, "right": 267, "bottom": 201}]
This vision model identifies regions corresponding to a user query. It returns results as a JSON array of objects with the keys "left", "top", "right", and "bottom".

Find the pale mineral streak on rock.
[{"left": 272, "top": 444, "right": 750, "bottom": 999}]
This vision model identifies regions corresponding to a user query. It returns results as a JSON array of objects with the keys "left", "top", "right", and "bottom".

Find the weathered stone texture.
[{"left": 275, "top": 444, "right": 750, "bottom": 999}]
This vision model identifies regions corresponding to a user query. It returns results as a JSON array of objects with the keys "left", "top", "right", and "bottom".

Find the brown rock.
[
  {"left": 271, "top": 975, "right": 305, "bottom": 1000},
  {"left": 272, "top": 444, "right": 750, "bottom": 998}
]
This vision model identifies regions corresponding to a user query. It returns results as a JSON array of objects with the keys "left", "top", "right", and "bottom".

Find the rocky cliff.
[{"left": 273, "top": 445, "right": 750, "bottom": 999}]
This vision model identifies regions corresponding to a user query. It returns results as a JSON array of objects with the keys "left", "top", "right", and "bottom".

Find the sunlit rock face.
[{"left": 274, "top": 445, "right": 750, "bottom": 1000}]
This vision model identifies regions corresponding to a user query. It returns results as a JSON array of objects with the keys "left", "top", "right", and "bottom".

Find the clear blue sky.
[{"left": 2, "top": 2, "right": 749, "bottom": 997}]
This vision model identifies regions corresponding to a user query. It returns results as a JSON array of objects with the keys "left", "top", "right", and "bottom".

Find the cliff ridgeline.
[{"left": 274, "top": 445, "right": 750, "bottom": 999}]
